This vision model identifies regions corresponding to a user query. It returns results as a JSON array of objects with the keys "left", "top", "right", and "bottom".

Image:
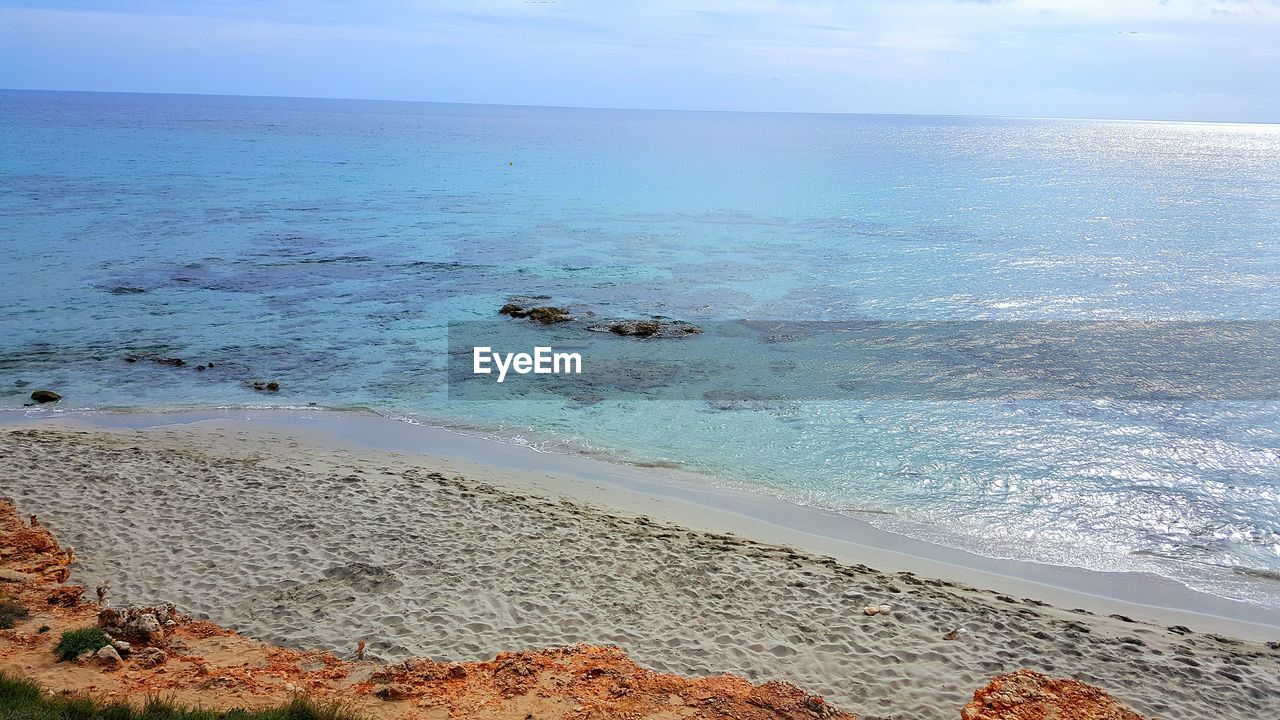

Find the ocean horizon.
[
  {"left": 3, "top": 88, "right": 1279, "bottom": 612},
  {"left": 15, "top": 86, "right": 1280, "bottom": 125}
]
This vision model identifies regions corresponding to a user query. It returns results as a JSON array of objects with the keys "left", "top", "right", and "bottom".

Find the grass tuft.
[
  {"left": 0, "top": 673, "right": 41, "bottom": 705},
  {"left": 53, "top": 628, "right": 111, "bottom": 663},
  {"left": 0, "top": 601, "right": 29, "bottom": 630},
  {"left": 0, "top": 672, "right": 362, "bottom": 720}
]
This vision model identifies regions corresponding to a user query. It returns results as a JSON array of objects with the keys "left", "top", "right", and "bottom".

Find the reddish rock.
[{"left": 962, "top": 669, "right": 1145, "bottom": 720}]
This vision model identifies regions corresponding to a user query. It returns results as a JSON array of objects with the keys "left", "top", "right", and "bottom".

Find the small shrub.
[
  {"left": 0, "top": 600, "right": 28, "bottom": 630},
  {"left": 53, "top": 627, "right": 110, "bottom": 662}
]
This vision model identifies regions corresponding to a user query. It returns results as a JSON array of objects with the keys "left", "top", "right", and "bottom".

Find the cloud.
[{"left": 0, "top": 0, "right": 1276, "bottom": 121}]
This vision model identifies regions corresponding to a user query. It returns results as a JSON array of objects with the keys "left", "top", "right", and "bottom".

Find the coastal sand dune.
[{"left": 1, "top": 425, "right": 1277, "bottom": 720}]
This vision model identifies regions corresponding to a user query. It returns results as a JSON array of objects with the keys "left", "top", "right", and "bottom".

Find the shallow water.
[{"left": 2, "top": 90, "right": 1279, "bottom": 608}]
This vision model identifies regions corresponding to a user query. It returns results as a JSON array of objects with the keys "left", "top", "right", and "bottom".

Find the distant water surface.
[{"left": 2, "top": 90, "right": 1279, "bottom": 610}]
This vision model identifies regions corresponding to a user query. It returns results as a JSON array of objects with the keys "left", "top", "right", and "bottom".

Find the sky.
[{"left": 0, "top": 0, "right": 1278, "bottom": 122}]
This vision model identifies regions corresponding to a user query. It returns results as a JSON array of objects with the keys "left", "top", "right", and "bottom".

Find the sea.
[{"left": 2, "top": 89, "right": 1278, "bottom": 611}]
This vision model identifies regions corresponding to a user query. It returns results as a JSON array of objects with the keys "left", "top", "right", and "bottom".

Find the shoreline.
[{"left": 2, "top": 407, "right": 1276, "bottom": 639}]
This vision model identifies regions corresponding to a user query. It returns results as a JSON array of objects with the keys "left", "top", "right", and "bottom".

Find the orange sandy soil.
[{"left": 0, "top": 500, "right": 1146, "bottom": 720}]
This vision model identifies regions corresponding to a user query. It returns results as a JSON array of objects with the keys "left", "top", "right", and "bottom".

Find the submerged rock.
[
  {"left": 609, "top": 320, "right": 661, "bottom": 337},
  {"left": 251, "top": 381, "right": 281, "bottom": 393},
  {"left": 702, "top": 389, "right": 790, "bottom": 413},
  {"left": 124, "top": 355, "right": 187, "bottom": 367},
  {"left": 499, "top": 301, "right": 573, "bottom": 324},
  {"left": 29, "top": 390, "right": 61, "bottom": 403},
  {"left": 108, "top": 286, "right": 146, "bottom": 295},
  {"left": 528, "top": 307, "right": 572, "bottom": 324},
  {"left": 592, "top": 318, "right": 702, "bottom": 339}
]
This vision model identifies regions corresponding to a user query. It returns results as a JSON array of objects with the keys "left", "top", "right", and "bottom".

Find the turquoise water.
[{"left": 3, "top": 90, "right": 1280, "bottom": 608}]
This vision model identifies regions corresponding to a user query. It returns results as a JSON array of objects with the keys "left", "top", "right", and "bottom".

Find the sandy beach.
[{"left": 2, "top": 414, "right": 1278, "bottom": 719}]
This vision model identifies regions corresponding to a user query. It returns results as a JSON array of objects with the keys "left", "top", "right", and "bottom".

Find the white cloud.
[{"left": 0, "top": 0, "right": 1276, "bottom": 120}]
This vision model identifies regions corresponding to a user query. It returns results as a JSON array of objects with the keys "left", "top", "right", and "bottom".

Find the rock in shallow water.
[
  {"left": 609, "top": 320, "right": 661, "bottom": 337},
  {"left": 29, "top": 390, "right": 61, "bottom": 403},
  {"left": 499, "top": 302, "right": 573, "bottom": 324},
  {"left": 592, "top": 318, "right": 703, "bottom": 338}
]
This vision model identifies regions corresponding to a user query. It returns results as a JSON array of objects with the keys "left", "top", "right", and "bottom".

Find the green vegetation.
[
  {"left": 0, "top": 601, "right": 28, "bottom": 630},
  {"left": 52, "top": 628, "right": 110, "bottom": 662},
  {"left": 0, "top": 672, "right": 361, "bottom": 720}
]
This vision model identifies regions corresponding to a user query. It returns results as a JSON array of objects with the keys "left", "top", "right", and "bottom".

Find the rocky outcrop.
[
  {"left": 361, "top": 645, "right": 849, "bottom": 719},
  {"left": 962, "top": 669, "right": 1146, "bottom": 720},
  {"left": 135, "top": 646, "right": 167, "bottom": 668},
  {"left": 98, "top": 604, "right": 176, "bottom": 644}
]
